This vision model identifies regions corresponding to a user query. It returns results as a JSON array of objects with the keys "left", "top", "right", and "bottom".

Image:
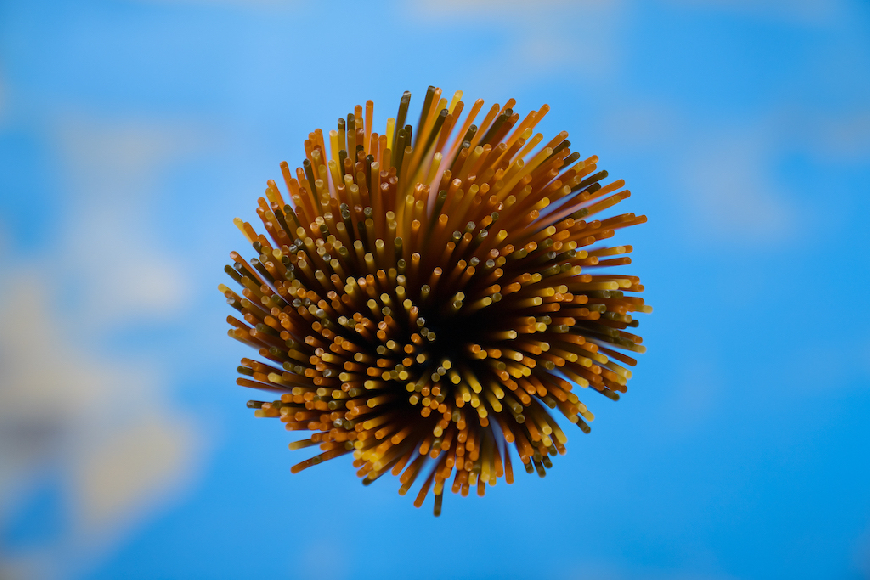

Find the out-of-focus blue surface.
[{"left": 1, "top": 1, "right": 869, "bottom": 579}]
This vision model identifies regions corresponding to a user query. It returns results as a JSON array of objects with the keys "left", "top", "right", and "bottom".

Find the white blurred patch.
[
  {"left": 679, "top": 134, "right": 798, "bottom": 244},
  {"left": 600, "top": 100, "right": 831, "bottom": 245},
  {"left": 0, "top": 276, "right": 107, "bottom": 498},
  {"left": 808, "top": 109, "right": 870, "bottom": 162},
  {"left": 55, "top": 117, "right": 201, "bottom": 184},
  {"left": 58, "top": 202, "right": 191, "bottom": 324},
  {"left": 0, "top": 115, "right": 208, "bottom": 577},
  {"left": 673, "top": 105, "right": 870, "bottom": 244},
  {"left": 603, "top": 101, "right": 683, "bottom": 148},
  {"left": 73, "top": 412, "right": 196, "bottom": 533},
  {"left": 52, "top": 116, "right": 201, "bottom": 326},
  {"left": 0, "top": 272, "right": 201, "bottom": 576},
  {"left": 409, "top": 0, "right": 626, "bottom": 86}
]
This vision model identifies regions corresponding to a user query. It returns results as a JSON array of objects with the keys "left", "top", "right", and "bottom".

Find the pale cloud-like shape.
[
  {"left": 51, "top": 116, "right": 204, "bottom": 206},
  {"left": 0, "top": 273, "right": 201, "bottom": 576},
  {"left": 602, "top": 102, "right": 684, "bottom": 149},
  {"left": 601, "top": 100, "right": 870, "bottom": 245},
  {"left": 679, "top": 132, "right": 798, "bottom": 244},
  {"left": 0, "top": 275, "right": 107, "bottom": 497},
  {"left": 73, "top": 412, "right": 196, "bottom": 533},
  {"left": 803, "top": 109, "right": 870, "bottom": 162},
  {"left": 57, "top": 201, "right": 191, "bottom": 324},
  {"left": 604, "top": 101, "right": 801, "bottom": 244},
  {"left": 52, "top": 116, "right": 204, "bottom": 326},
  {"left": 674, "top": 104, "right": 870, "bottom": 244},
  {"left": 408, "top": 0, "right": 627, "bottom": 88},
  {"left": 0, "top": 115, "right": 209, "bottom": 577}
]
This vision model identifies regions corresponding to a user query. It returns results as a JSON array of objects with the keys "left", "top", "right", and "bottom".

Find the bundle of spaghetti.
[{"left": 222, "top": 86, "right": 650, "bottom": 515}]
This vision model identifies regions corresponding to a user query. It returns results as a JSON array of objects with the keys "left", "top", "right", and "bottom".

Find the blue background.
[{"left": 1, "top": 1, "right": 869, "bottom": 578}]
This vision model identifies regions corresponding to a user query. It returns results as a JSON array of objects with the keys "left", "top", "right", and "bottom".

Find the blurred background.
[{"left": 1, "top": 0, "right": 869, "bottom": 578}]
